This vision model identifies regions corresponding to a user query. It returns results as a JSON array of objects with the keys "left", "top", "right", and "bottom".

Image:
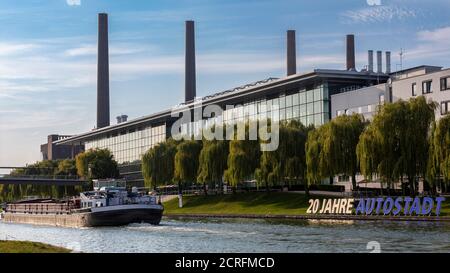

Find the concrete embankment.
[
  {"left": 2, "top": 213, "right": 89, "bottom": 228},
  {"left": 165, "top": 213, "right": 450, "bottom": 222}
]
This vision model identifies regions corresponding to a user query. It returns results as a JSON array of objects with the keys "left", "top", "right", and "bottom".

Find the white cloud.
[
  {"left": 66, "top": 0, "right": 81, "bottom": 6},
  {"left": 64, "top": 43, "right": 149, "bottom": 57},
  {"left": 0, "top": 42, "right": 37, "bottom": 56},
  {"left": 417, "top": 26, "right": 450, "bottom": 44},
  {"left": 396, "top": 26, "right": 450, "bottom": 65},
  {"left": 342, "top": 5, "right": 417, "bottom": 24}
]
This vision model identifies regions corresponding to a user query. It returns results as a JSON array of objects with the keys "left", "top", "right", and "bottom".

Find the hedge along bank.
[{"left": 307, "top": 197, "right": 447, "bottom": 216}]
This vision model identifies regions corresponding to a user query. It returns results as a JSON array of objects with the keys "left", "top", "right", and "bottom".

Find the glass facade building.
[
  {"left": 182, "top": 84, "right": 330, "bottom": 137},
  {"left": 57, "top": 69, "right": 389, "bottom": 184},
  {"left": 85, "top": 124, "right": 166, "bottom": 164}
]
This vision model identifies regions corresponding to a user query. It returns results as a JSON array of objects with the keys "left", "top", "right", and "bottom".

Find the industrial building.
[
  {"left": 41, "top": 134, "right": 84, "bottom": 161},
  {"left": 53, "top": 13, "right": 448, "bottom": 187}
]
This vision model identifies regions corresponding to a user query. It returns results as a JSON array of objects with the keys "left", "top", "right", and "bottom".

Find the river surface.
[{"left": 1, "top": 218, "right": 449, "bottom": 253}]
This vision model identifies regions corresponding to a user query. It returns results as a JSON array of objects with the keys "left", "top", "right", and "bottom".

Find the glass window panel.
[
  {"left": 279, "top": 96, "right": 285, "bottom": 108},
  {"left": 292, "top": 93, "right": 299, "bottom": 105},
  {"left": 299, "top": 92, "right": 306, "bottom": 104},
  {"left": 322, "top": 84, "right": 329, "bottom": 99},
  {"left": 307, "top": 103, "right": 314, "bottom": 115},
  {"left": 286, "top": 95, "right": 293, "bottom": 107},
  {"left": 314, "top": 88, "right": 321, "bottom": 101},
  {"left": 272, "top": 98, "right": 279, "bottom": 108},
  {"left": 286, "top": 107, "right": 293, "bottom": 119},
  {"left": 323, "top": 101, "right": 330, "bottom": 114},
  {"left": 300, "top": 104, "right": 307, "bottom": 117},
  {"left": 293, "top": 105, "right": 300, "bottom": 118},
  {"left": 314, "top": 101, "right": 322, "bottom": 113},
  {"left": 306, "top": 90, "right": 314, "bottom": 103}
]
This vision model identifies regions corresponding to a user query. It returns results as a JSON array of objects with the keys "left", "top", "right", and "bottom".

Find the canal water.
[{"left": 1, "top": 218, "right": 449, "bottom": 253}]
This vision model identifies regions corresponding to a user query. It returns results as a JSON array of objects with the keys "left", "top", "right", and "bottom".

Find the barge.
[{"left": 1, "top": 179, "right": 164, "bottom": 227}]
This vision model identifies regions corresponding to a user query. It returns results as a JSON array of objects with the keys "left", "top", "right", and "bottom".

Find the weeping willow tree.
[
  {"left": 224, "top": 122, "right": 261, "bottom": 192},
  {"left": 306, "top": 127, "right": 322, "bottom": 191},
  {"left": 197, "top": 138, "right": 229, "bottom": 194},
  {"left": 403, "top": 97, "right": 436, "bottom": 193},
  {"left": 325, "top": 114, "right": 366, "bottom": 190},
  {"left": 141, "top": 139, "right": 178, "bottom": 190},
  {"left": 174, "top": 140, "right": 203, "bottom": 194},
  {"left": 255, "top": 120, "right": 309, "bottom": 192},
  {"left": 357, "top": 97, "right": 436, "bottom": 195},
  {"left": 427, "top": 115, "right": 450, "bottom": 193}
]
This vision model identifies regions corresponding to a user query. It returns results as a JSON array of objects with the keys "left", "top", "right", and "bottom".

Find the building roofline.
[{"left": 389, "top": 65, "right": 443, "bottom": 75}]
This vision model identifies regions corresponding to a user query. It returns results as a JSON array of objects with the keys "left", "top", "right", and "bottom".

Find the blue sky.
[{"left": 1, "top": 0, "right": 450, "bottom": 167}]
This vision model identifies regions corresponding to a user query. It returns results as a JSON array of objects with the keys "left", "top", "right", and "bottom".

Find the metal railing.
[{"left": 1, "top": 174, "right": 81, "bottom": 180}]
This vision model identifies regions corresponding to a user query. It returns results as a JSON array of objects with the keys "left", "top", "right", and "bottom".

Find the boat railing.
[{"left": 6, "top": 202, "right": 77, "bottom": 215}]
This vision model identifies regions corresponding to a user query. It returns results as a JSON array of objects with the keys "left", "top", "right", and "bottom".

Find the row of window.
[
  {"left": 412, "top": 76, "right": 450, "bottom": 96},
  {"left": 85, "top": 125, "right": 166, "bottom": 164}
]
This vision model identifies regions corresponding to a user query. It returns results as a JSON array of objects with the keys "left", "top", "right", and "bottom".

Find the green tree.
[
  {"left": 306, "top": 126, "right": 323, "bottom": 192},
  {"left": 174, "top": 140, "right": 203, "bottom": 193},
  {"left": 141, "top": 139, "right": 178, "bottom": 189},
  {"left": 224, "top": 122, "right": 261, "bottom": 191},
  {"left": 75, "top": 148, "right": 120, "bottom": 180},
  {"left": 357, "top": 97, "right": 436, "bottom": 195},
  {"left": 197, "top": 138, "right": 229, "bottom": 194},
  {"left": 427, "top": 115, "right": 450, "bottom": 192},
  {"left": 56, "top": 159, "right": 77, "bottom": 176},
  {"left": 256, "top": 120, "right": 310, "bottom": 192}
]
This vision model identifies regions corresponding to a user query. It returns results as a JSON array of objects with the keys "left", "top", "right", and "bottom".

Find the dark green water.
[{"left": 1, "top": 218, "right": 449, "bottom": 253}]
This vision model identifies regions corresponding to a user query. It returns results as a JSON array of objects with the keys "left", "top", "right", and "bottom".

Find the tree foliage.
[
  {"left": 427, "top": 115, "right": 450, "bottom": 189},
  {"left": 224, "top": 123, "right": 261, "bottom": 188},
  {"left": 197, "top": 138, "right": 229, "bottom": 190},
  {"left": 75, "top": 148, "right": 120, "bottom": 180},
  {"left": 1, "top": 159, "right": 82, "bottom": 202},
  {"left": 357, "top": 97, "right": 436, "bottom": 193},
  {"left": 174, "top": 140, "right": 203, "bottom": 184},
  {"left": 141, "top": 139, "right": 178, "bottom": 189},
  {"left": 256, "top": 120, "right": 310, "bottom": 191}
]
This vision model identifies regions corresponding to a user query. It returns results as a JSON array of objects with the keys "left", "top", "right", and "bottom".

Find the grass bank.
[
  {"left": 0, "top": 240, "right": 71, "bottom": 253},
  {"left": 164, "top": 192, "right": 312, "bottom": 216},
  {"left": 163, "top": 192, "right": 450, "bottom": 216}
]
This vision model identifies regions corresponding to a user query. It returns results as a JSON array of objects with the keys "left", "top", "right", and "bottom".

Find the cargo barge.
[{"left": 1, "top": 179, "right": 164, "bottom": 228}]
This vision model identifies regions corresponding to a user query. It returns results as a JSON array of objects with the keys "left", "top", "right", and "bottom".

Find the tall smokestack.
[
  {"left": 385, "top": 51, "right": 391, "bottom": 74},
  {"left": 97, "top": 13, "right": 110, "bottom": 128},
  {"left": 368, "top": 50, "right": 374, "bottom": 73},
  {"left": 185, "top": 20, "right": 196, "bottom": 102},
  {"left": 287, "top": 30, "right": 296, "bottom": 76},
  {"left": 346, "top": 34, "right": 356, "bottom": 71},
  {"left": 377, "top": 50, "right": 382, "bottom": 73}
]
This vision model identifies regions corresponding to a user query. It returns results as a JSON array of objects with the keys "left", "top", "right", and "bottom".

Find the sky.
[{"left": 0, "top": 0, "right": 450, "bottom": 167}]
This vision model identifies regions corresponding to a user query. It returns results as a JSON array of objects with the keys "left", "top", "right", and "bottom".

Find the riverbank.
[
  {"left": 0, "top": 240, "right": 71, "bottom": 253},
  {"left": 163, "top": 192, "right": 450, "bottom": 220}
]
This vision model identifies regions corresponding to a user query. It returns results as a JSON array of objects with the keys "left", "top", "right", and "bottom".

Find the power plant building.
[{"left": 54, "top": 13, "right": 449, "bottom": 185}]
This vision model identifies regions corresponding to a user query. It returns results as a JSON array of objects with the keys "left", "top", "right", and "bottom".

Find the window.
[
  {"left": 422, "top": 80, "right": 433, "bottom": 94},
  {"left": 441, "top": 77, "right": 450, "bottom": 91},
  {"left": 412, "top": 83, "right": 417, "bottom": 96},
  {"left": 441, "top": 101, "right": 450, "bottom": 115}
]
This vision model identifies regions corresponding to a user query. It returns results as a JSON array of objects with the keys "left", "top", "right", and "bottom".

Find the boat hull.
[{"left": 86, "top": 205, "right": 164, "bottom": 227}]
